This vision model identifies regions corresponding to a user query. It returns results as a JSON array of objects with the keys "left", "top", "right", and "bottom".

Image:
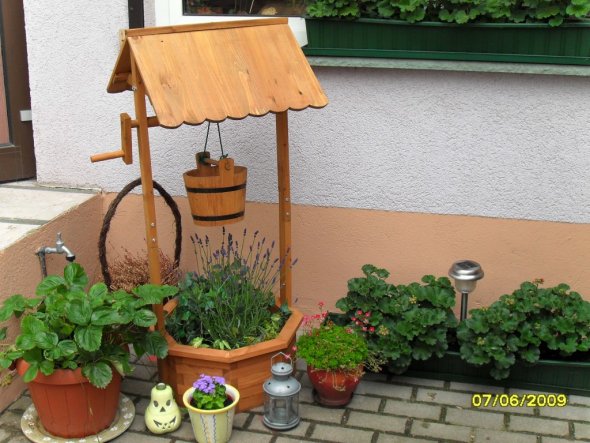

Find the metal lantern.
[
  {"left": 449, "top": 260, "right": 484, "bottom": 321},
  {"left": 263, "top": 352, "right": 301, "bottom": 430}
]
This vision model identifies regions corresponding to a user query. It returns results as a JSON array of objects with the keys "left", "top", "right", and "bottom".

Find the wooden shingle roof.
[{"left": 107, "top": 18, "right": 328, "bottom": 128}]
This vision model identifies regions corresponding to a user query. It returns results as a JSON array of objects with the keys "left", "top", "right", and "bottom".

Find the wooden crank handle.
[{"left": 90, "top": 150, "right": 125, "bottom": 163}]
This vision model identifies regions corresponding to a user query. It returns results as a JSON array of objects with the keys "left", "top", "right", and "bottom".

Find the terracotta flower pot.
[
  {"left": 182, "top": 384, "right": 240, "bottom": 443},
  {"left": 307, "top": 365, "right": 363, "bottom": 407},
  {"left": 16, "top": 360, "right": 121, "bottom": 438}
]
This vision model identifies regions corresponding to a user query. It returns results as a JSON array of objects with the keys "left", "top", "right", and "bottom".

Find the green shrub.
[
  {"left": 306, "top": 0, "right": 590, "bottom": 25},
  {"left": 335, "top": 264, "right": 457, "bottom": 374},
  {"left": 457, "top": 279, "right": 590, "bottom": 379},
  {"left": 165, "top": 229, "right": 291, "bottom": 350}
]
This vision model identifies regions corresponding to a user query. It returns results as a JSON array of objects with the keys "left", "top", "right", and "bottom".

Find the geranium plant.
[
  {"left": 335, "top": 264, "right": 457, "bottom": 374},
  {"left": 0, "top": 263, "right": 177, "bottom": 388},
  {"left": 307, "top": 0, "right": 590, "bottom": 25},
  {"left": 296, "top": 303, "right": 380, "bottom": 374},
  {"left": 190, "top": 374, "right": 229, "bottom": 410},
  {"left": 457, "top": 278, "right": 590, "bottom": 380},
  {"left": 166, "top": 228, "right": 292, "bottom": 349}
]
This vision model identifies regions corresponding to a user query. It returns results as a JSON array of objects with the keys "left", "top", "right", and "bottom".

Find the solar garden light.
[
  {"left": 263, "top": 352, "right": 301, "bottom": 431},
  {"left": 448, "top": 260, "right": 484, "bottom": 321}
]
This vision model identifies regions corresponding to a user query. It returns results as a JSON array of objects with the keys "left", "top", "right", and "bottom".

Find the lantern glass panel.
[
  {"left": 289, "top": 393, "right": 299, "bottom": 417},
  {"left": 273, "top": 398, "right": 287, "bottom": 422}
]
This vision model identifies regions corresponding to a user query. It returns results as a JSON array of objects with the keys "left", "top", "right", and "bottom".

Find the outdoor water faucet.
[
  {"left": 55, "top": 233, "right": 76, "bottom": 262},
  {"left": 36, "top": 232, "right": 76, "bottom": 278}
]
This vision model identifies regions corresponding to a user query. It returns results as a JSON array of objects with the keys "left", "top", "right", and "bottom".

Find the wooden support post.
[
  {"left": 131, "top": 54, "right": 163, "bottom": 310},
  {"left": 276, "top": 111, "right": 292, "bottom": 306},
  {"left": 130, "top": 53, "right": 168, "bottom": 382}
]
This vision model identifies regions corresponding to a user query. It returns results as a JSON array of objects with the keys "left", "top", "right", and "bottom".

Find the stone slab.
[
  {"left": 311, "top": 423, "right": 374, "bottom": 442},
  {"left": 509, "top": 415, "right": 570, "bottom": 437},
  {"left": 416, "top": 388, "right": 473, "bottom": 408},
  {"left": 411, "top": 419, "right": 474, "bottom": 441},
  {"left": 346, "top": 411, "right": 407, "bottom": 433},
  {"left": 445, "top": 408, "right": 505, "bottom": 430},
  {"left": 383, "top": 399, "right": 441, "bottom": 420}
]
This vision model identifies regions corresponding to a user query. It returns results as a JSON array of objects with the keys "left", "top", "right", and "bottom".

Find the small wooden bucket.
[{"left": 183, "top": 152, "right": 247, "bottom": 226}]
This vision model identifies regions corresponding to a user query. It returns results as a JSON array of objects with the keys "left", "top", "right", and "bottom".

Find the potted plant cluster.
[
  {"left": 163, "top": 228, "right": 303, "bottom": 411},
  {"left": 336, "top": 264, "right": 590, "bottom": 395},
  {"left": 0, "top": 263, "right": 177, "bottom": 438},
  {"left": 303, "top": 0, "right": 590, "bottom": 64},
  {"left": 453, "top": 278, "right": 590, "bottom": 388},
  {"left": 296, "top": 302, "right": 381, "bottom": 406},
  {"left": 335, "top": 264, "right": 458, "bottom": 374},
  {"left": 183, "top": 374, "right": 240, "bottom": 443}
]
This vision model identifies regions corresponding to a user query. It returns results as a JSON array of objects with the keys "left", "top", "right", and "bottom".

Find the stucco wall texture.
[{"left": 23, "top": 1, "right": 590, "bottom": 224}]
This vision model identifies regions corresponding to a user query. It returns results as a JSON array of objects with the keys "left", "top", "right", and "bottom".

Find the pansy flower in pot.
[
  {"left": 182, "top": 374, "right": 240, "bottom": 443},
  {"left": 295, "top": 302, "right": 381, "bottom": 407}
]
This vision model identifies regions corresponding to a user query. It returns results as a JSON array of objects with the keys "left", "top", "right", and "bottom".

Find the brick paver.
[
  {"left": 474, "top": 428, "right": 536, "bottom": 443},
  {"left": 416, "top": 388, "right": 474, "bottom": 407},
  {"left": 1, "top": 360, "right": 589, "bottom": 443},
  {"left": 445, "top": 407, "right": 505, "bottom": 430},
  {"left": 356, "top": 380, "right": 413, "bottom": 399},
  {"left": 574, "top": 422, "right": 590, "bottom": 439},
  {"left": 312, "top": 423, "right": 375, "bottom": 442},
  {"left": 383, "top": 398, "right": 441, "bottom": 420},
  {"left": 346, "top": 410, "right": 407, "bottom": 433},
  {"left": 509, "top": 415, "right": 570, "bottom": 437},
  {"left": 347, "top": 393, "right": 382, "bottom": 411},
  {"left": 411, "top": 419, "right": 474, "bottom": 441}
]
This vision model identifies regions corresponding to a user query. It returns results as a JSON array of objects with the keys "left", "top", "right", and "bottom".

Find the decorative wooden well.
[{"left": 91, "top": 19, "right": 328, "bottom": 411}]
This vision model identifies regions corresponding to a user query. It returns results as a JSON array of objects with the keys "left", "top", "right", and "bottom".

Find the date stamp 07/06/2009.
[{"left": 471, "top": 393, "right": 568, "bottom": 408}]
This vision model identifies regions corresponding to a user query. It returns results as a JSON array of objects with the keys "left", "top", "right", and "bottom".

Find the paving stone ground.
[{"left": 1, "top": 358, "right": 590, "bottom": 443}]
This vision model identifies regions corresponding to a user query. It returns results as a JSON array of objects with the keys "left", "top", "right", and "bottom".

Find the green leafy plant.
[
  {"left": 335, "top": 264, "right": 457, "bottom": 374},
  {"left": 306, "top": 0, "right": 590, "bottom": 25},
  {"left": 166, "top": 228, "right": 291, "bottom": 349},
  {"left": 457, "top": 279, "right": 590, "bottom": 380},
  {"left": 307, "top": 0, "right": 361, "bottom": 18},
  {"left": 296, "top": 302, "right": 380, "bottom": 374},
  {"left": 0, "top": 263, "right": 177, "bottom": 388},
  {"left": 190, "top": 374, "right": 228, "bottom": 410}
]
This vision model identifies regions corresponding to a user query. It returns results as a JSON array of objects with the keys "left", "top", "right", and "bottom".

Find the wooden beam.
[
  {"left": 131, "top": 52, "right": 169, "bottom": 382},
  {"left": 124, "top": 18, "right": 287, "bottom": 38},
  {"left": 130, "top": 53, "right": 164, "bottom": 321},
  {"left": 276, "top": 111, "right": 292, "bottom": 306}
]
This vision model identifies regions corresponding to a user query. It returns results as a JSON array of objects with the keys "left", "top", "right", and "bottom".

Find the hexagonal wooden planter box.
[{"left": 161, "top": 300, "right": 303, "bottom": 412}]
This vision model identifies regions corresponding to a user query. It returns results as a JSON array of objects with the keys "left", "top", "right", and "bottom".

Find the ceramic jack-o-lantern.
[{"left": 145, "top": 383, "right": 182, "bottom": 434}]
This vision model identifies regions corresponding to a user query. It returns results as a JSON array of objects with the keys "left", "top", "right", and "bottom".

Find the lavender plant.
[{"left": 166, "top": 228, "right": 292, "bottom": 349}]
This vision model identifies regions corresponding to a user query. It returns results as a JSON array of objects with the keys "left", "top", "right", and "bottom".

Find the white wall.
[{"left": 23, "top": 1, "right": 590, "bottom": 223}]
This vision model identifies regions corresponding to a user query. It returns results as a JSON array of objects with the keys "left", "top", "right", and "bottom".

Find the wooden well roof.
[{"left": 107, "top": 18, "right": 328, "bottom": 128}]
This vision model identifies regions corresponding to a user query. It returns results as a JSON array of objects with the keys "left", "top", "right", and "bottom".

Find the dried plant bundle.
[{"left": 107, "top": 248, "right": 180, "bottom": 292}]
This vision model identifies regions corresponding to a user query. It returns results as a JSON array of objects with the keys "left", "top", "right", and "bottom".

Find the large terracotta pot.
[
  {"left": 307, "top": 365, "right": 363, "bottom": 407},
  {"left": 16, "top": 360, "right": 121, "bottom": 438},
  {"left": 182, "top": 384, "right": 240, "bottom": 443}
]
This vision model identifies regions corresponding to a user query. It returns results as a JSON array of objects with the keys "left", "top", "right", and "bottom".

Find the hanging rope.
[
  {"left": 98, "top": 178, "right": 182, "bottom": 289},
  {"left": 202, "top": 122, "right": 226, "bottom": 159}
]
